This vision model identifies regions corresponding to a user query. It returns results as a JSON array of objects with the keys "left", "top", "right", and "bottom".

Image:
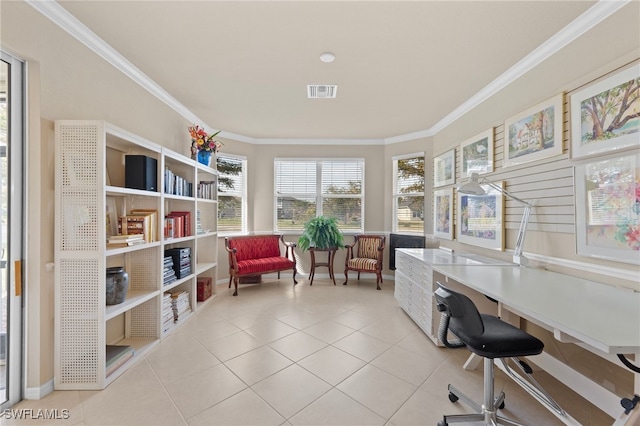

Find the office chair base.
[{"left": 438, "top": 358, "right": 524, "bottom": 426}]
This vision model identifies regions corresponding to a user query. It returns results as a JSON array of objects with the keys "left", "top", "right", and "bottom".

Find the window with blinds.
[
  {"left": 393, "top": 153, "right": 425, "bottom": 233},
  {"left": 275, "top": 159, "right": 364, "bottom": 232},
  {"left": 217, "top": 154, "right": 246, "bottom": 234}
]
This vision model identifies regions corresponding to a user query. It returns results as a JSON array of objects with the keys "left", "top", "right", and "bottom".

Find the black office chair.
[{"left": 434, "top": 282, "right": 565, "bottom": 426}]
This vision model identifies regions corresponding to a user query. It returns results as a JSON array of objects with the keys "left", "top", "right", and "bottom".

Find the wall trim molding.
[{"left": 26, "top": 0, "right": 630, "bottom": 145}]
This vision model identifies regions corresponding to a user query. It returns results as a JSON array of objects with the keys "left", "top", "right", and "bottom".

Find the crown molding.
[{"left": 28, "top": 0, "right": 629, "bottom": 146}]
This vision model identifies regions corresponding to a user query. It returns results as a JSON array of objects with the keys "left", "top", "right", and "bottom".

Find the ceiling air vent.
[{"left": 307, "top": 85, "right": 337, "bottom": 99}]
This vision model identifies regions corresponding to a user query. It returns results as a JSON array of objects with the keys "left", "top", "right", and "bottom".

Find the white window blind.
[
  {"left": 275, "top": 159, "right": 364, "bottom": 232},
  {"left": 393, "top": 154, "right": 425, "bottom": 233},
  {"left": 217, "top": 154, "right": 246, "bottom": 234}
]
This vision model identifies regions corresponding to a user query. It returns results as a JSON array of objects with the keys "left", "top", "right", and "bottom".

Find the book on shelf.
[
  {"left": 107, "top": 234, "right": 145, "bottom": 248},
  {"left": 118, "top": 214, "right": 154, "bottom": 243},
  {"left": 105, "top": 345, "right": 135, "bottom": 377},
  {"left": 130, "top": 209, "right": 159, "bottom": 242},
  {"left": 167, "top": 211, "right": 191, "bottom": 237}
]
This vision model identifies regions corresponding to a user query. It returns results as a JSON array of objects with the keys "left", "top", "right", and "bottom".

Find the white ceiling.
[{"left": 25, "top": 1, "right": 637, "bottom": 141}]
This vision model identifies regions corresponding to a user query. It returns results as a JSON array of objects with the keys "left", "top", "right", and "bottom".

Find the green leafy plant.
[{"left": 297, "top": 215, "right": 344, "bottom": 251}]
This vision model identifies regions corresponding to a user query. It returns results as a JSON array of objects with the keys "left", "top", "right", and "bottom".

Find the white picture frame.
[
  {"left": 433, "top": 149, "right": 455, "bottom": 187},
  {"left": 574, "top": 151, "right": 640, "bottom": 265},
  {"left": 570, "top": 64, "right": 640, "bottom": 160},
  {"left": 504, "top": 94, "right": 564, "bottom": 168},
  {"left": 460, "top": 128, "right": 494, "bottom": 176},
  {"left": 456, "top": 182, "right": 504, "bottom": 250},
  {"left": 433, "top": 188, "right": 454, "bottom": 240}
]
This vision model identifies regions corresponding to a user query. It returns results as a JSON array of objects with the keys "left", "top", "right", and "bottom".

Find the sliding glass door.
[{"left": 0, "top": 50, "right": 25, "bottom": 409}]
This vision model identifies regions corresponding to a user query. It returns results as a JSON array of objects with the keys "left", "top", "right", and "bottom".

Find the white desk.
[{"left": 432, "top": 263, "right": 640, "bottom": 424}]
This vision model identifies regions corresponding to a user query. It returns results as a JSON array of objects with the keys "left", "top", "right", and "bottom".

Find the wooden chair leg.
[
  {"left": 233, "top": 277, "right": 239, "bottom": 296},
  {"left": 343, "top": 270, "right": 349, "bottom": 285}
]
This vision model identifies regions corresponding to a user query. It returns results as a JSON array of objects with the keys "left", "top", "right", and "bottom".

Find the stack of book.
[
  {"left": 197, "top": 180, "right": 216, "bottom": 200},
  {"left": 107, "top": 234, "right": 145, "bottom": 248},
  {"left": 105, "top": 345, "right": 134, "bottom": 377},
  {"left": 162, "top": 293, "right": 174, "bottom": 333},
  {"left": 196, "top": 209, "right": 204, "bottom": 235},
  {"left": 165, "top": 211, "right": 191, "bottom": 238},
  {"left": 165, "top": 247, "right": 191, "bottom": 279},
  {"left": 163, "top": 256, "right": 177, "bottom": 286},
  {"left": 118, "top": 209, "right": 158, "bottom": 243},
  {"left": 164, "top": 167, "right": 193, "bottom": 197},
  {"left": 170, "top": 290, "right": 191, "bottom": 322}
]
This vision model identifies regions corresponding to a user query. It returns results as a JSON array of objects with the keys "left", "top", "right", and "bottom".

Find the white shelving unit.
[{"left": 54, "top": 120, "right": 218, "bottom": 389}]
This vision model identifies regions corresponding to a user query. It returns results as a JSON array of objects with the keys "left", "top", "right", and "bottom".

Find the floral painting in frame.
[
  {"left": 433, "top": 149, "right": 455, "bottom": 187},
  {"left": 460, "top": 128, "right": 494, "bottom": 177},
  {"left": 456, "top": 182, "right": 504, "bottom": 250},
  {"left": 433, "top": 188, "right": 454, "bottom": 240},
  {"left": 570, "top": 64, "right": 640, "bottom": 160},
  {"left": 574, "top": 151, "right": 640, "bottom": 265},
  {"left": 504, "top": 94, "right": 564, "bottom": 168}
]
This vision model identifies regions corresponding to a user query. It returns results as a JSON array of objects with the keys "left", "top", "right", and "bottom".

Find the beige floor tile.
[
  {"left": 276, "top": 310, "right": 328, "bottom": 330},
  {"left": 302, "top": 320, "right": 355, "bottom": 344},
  {"left": 268, "top": 331, "right": 328, "bottom": 361},
  {"left": 289, "top": 388, "right": 385, "bottom": 426},
  {"left": 243, "top": 319, "right": 298, "bottom": 345},
  {"left": 370, "top": 344, "right": 440, "bottom": 386},
  {"left": 297, "top": 346, "right": 366, "bottom": 386},
  {"left": 336, "top": 364, "right": 416, "bottom": 419},
  {"left": 201, "top": 330, "right": 261, "bottom": 361},
  {"left": 187, "top": 318, "right": 242, "bottom": 344},
  {"left": 187, "top": 388, "right": 285, "bottom": 425},
  {"left": 225, "top": 346, "right": 293, "bottom": 385},
  {"left": 332, "top": 331, "right": 391, "bottom": 362},
  {"left": 252, "top": 364, "right": 331, "bottom": 418},
  {"left": 146, "top": 341, "right": 220, "bottom": 385},
  {"left": 79, "top": 361, "right": 184, "bottom": 425},
  {"left": 331, "top": 310, "right": 376, "bottom": 330},
  {"left": 162, "top": 363, "right": 247, "bottom": 419}
]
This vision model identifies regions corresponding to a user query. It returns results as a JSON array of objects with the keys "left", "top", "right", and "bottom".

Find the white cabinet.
[
  {"left": 54, "top": 121, "right": 217, "bottom": 389},
  {"left": 394, "top": 249, "right": 510, "bottom": 345}
]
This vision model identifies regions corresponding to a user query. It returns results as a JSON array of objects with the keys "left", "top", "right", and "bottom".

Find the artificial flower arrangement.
[{"left": 189, "top": 125, "right": 223, "bottom": 155}]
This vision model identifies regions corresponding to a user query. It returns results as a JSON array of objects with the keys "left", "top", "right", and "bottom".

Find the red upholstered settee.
[{"left": 225, "top": 235, "right": 298, "bottom": 296}]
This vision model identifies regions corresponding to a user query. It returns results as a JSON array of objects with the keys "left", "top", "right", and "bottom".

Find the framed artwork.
[
  {"left": 433, "top": 188, "right": 454, "bottom": 240},
  {"left": 574, "top": 151, "right": 640, "bottom": 265},
  {"left": 570, "top": 64, "right": 640, "bottom": 160},
  {"left": 460, "top": 128, "right": 494, "bottom": 176},
  {"left": 105, "top": 196, "right": 118, "bottom": 238},
  {"left": 433, "top": 149, "right": 455, "bottom": 187},
  {"left": 456, "top": 182, "right": 504, "bottom": 250},
  {"left": 504, "top": 94, "right": 564, "bottom": 168}
]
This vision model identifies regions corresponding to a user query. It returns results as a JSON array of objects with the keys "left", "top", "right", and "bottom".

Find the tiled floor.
[{"left": 8, "top": 277, "right": 612, "bottom": 425}]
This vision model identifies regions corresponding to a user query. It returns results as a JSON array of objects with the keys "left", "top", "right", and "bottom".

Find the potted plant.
[{"left": 297, "top": 215, "right": 344, "bottom": 251}]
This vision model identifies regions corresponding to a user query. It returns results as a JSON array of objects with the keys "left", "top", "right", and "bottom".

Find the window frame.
[
  {"left": 216, "top": 153, "right": 247, "bottom": 236},
  {"left": 274, "top": 157, "right": 365, "bottom": 233},
  {"left": 392, "top": 152, "right": 425, "bottom": 234}
]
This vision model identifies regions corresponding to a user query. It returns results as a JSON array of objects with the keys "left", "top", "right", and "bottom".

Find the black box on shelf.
[{"left": 125, "top": 155, "right": 157, "bottom": 191}]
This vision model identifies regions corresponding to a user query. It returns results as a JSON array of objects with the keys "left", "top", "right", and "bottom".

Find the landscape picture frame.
[
  {"left": 570, "top": 63, "right": 640, "bottom": 160},
  {"left": 433, "top": 149, "right": 455, "bottom": 187},
  {"left": 504, "top": 94, "right": 564, "bottom": 168},
  {"left": 460, "top": 128, "right": 494, "bottom": 176},
  {"left": 574, "top": 151, "right": 640, "bottom": 265},
  {"left": 456, "top": 182, "right": 504, "bottom": 250},
  {"left": 433, "top": 188, "right": 454, "bottom": 240}
]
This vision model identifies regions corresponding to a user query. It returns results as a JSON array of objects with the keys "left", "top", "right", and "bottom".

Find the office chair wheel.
[
  {"left": 448, "top": 392, "right": 458, "bottom": 403},
  {"left": 437, "top": 420, "right": 447, "bottom": 426}
]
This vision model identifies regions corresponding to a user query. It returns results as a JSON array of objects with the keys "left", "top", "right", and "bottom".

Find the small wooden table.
[{"left": 308, "top": 247, "right": 338, "bottom": 286}]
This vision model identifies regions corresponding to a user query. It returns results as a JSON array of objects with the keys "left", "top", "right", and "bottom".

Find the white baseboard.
[{"left": 24, "top": 379, "right": 54, "bottom": 400}]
